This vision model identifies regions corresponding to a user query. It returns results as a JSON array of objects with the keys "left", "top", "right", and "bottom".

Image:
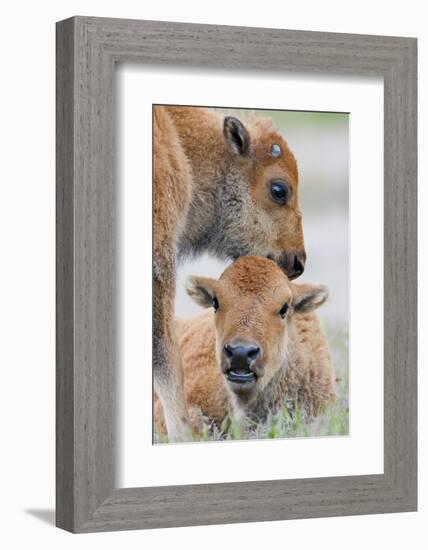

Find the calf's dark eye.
[
  {"left": 213, "top": 297, "right": 219, "bottom": 312},
  {"left": 270, "top": 180, "right": 290, "bottom": 205},
  {"left": 279, "top": 303, "right": 289, "bottom": 318}
]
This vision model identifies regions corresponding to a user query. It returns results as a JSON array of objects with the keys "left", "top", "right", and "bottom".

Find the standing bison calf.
[
  {"left": 154, "top": 256, "right": 336, "bottom": 435},
  {"left": 154, "top": 106, "right": 306, "bottom": 440}
]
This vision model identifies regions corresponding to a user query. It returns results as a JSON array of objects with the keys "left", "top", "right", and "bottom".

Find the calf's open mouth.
[{"left": 227, "top": 370, "right": 257, "bottom": 384}]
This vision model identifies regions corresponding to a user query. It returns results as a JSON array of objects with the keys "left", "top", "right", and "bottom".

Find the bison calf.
[{"left": 154, "top": 256, "right": 336, "bottom": 436}]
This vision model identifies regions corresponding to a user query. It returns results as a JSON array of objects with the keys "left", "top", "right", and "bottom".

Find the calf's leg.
[
  {"left": 152, "top": 106, "right": 192, "bottom": 441},
  {"left": 153, "top": 266, "right": 190, "bottom": 442}
]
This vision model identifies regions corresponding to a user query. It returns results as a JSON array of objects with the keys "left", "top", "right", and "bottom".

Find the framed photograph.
[{"left": 56, "top": 16, "right": 417, "bottom": 532}]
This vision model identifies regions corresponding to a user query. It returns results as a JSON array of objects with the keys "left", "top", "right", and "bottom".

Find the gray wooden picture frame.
[{"left": 56, "top": 16, "right": 417, "bottom": 533}]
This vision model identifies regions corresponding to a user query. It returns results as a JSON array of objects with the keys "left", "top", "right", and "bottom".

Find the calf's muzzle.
[{"left": 222, "top": 339, "right": 261, "bottom": 384}]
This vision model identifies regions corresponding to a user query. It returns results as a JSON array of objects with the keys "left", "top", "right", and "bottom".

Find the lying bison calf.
[{"left": 154, "top": 256, "right": 336, "bottom": 435}]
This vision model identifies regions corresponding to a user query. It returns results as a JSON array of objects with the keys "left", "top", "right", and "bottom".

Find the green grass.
[{"left": 154, "top": 321, "right": 349, "bottom": 444}]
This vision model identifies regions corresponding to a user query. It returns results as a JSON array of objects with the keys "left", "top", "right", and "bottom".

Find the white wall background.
[{"left": 0, "top": 1, "right": 425, "bottom": 548}]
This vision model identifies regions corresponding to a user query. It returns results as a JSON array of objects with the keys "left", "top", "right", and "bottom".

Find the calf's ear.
[
  {"left": 223, "top": 116, "right": 250, "bottom": 156},
  {"left": 186, "top": 275, "right": 217, "bottom": 308},
  {"left": 292, "top": 284, "right": 329, "bottom": 313}
]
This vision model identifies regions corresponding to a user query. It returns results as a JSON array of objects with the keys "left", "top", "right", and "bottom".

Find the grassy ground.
[{"left": 154, "top": 321, "right": 349, "bottom": 444}]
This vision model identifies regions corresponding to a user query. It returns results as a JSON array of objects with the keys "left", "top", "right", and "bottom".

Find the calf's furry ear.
[
  {"left": 186, "top": 275, "right": 217, "bottom": 308},
  {"left": 292, "top": 284, "right": 329, "bottom": 313},
  {"left": 223, "top": 116, "right": 250, "bottom": 156}
]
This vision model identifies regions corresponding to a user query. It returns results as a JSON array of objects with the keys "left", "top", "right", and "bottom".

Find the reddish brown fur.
[{"left": 165, "top": 107, "right": 304, "bottom": 259}]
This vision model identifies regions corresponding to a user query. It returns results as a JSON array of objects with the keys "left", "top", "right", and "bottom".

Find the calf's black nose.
[
  {"left": 291, "top": 254, "right": 305, "bottom": 278},
  {"left": 279, "top": 250, "right": 306, "bottom": 280},
  {"left": 224, "top": 343, "right": 260, "bottom": 369}
]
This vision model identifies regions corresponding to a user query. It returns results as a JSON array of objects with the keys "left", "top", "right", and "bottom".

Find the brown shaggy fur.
[
  {"left": 153, "top": 106, "right": 306, "bottom": 440},
  {"left": 154, "top": 257, "right": 336, "bottom": 434}
]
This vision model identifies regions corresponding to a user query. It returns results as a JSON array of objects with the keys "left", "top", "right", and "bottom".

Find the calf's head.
[
  {"left": 187, "top": 256, "right": 327, "bottom": 399},
  {"left": 220, "top": 116, "right": 306, "bottom": 279}
]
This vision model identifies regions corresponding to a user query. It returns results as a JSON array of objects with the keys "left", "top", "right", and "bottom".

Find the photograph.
[{"left": 152, "top": 105, "right": 349, "bottom": 444}]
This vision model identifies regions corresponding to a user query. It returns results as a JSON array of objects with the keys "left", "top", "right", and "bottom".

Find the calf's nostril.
[
  {"left": 224, "top": 344, "right": 233, "bottom": 359},
  {"left": 247, "top": 346, "right": 260, "bottom": 360},
  {"left": 293, "top": 255, "right": 304, "bottom": 277}
]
